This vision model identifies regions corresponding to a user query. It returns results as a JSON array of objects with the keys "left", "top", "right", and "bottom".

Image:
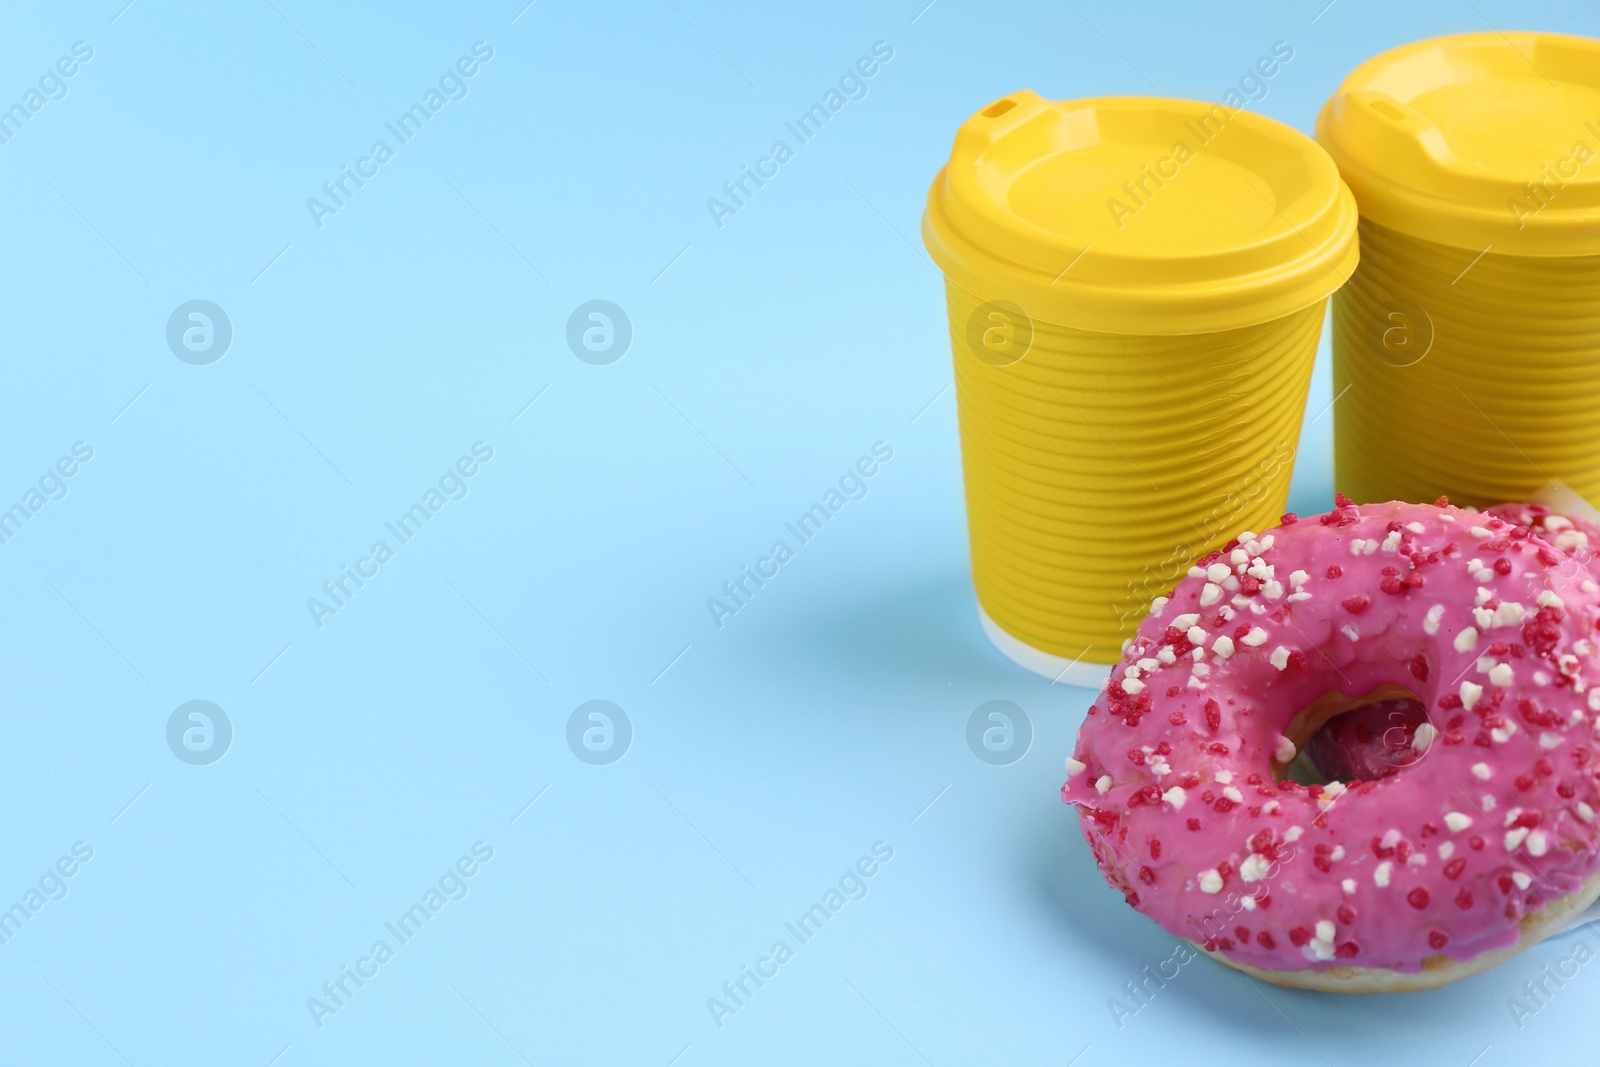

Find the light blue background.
[{"left": 1, "top": 1, "right": 1596, "bottom": 1064}]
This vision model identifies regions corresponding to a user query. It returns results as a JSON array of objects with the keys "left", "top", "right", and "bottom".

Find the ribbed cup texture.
[
  {"left": 1333, "top": 219, "right": 1600, "bottom": 509},
  {"left": 945, "top": 280, "right": 1323, "bottom": 664}
]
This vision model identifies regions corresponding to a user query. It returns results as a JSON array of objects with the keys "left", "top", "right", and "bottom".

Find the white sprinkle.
[
  {"left": 1406, "top": 522, "right": 1426, "bottom": 533},
  {"left": 1424, "top": 605, "right": 1444, "bottom": 635},
  {"left": 1287, "top": 591, "right": 1312, "bottom": 603},
  {"left": 1186, "top": 675, "right": 1205, "bottom": 691},
  {"left": 1342, "top": 878, "right": 1357, "bottom": 894},
  {"left": 1066, "top": 757, "right": 1086, "bottom": 775},
  {"left": 1274, "top": 735, "right": 1296, "bottom": 763},
  {"left": 1536, "top": 671, "right": 1553, "bottom": 687},
  {"left": 1096, "top": 775, "right": 1112, "bottom": 794},
  {"left": 1187, "top": 626, "right": 1207, "bottom": 645},
  {"left": 1476, "top": 586, "right": 1496, "bottom": 606},
  {"left": 1270, "top": 647, "right": 1291, "bottom": 670},
  {"left": 1438, "top": 841, "right": 1454, "bottom": 860},
  {"left": 1199, "top": 869, "right": 1224, "bottom": 894},
  {"left": 1341, "top": 624, "right": 1360, "bottom": 641},
  {"left": 1330, "top": 845, "right": 1345, "bottom": 861},
  {"left": 1241, "top": 895, "right": 1258, "bottom": 911},
  {"left": 1496, "top": 601, "right": 1526, "bottom": 626},
  {"left": 1483, "top": 795, "right": 1497, "bottom": 812},
  {"left": 1219, "top": 605, "right": 1236, "bottom": 621},
  {"left": 1382, "top": 531, "right": 1403, "bottom": 552},
  {"left": 1247, "top": 558, "right": 1274, "bottom": 581},
  {"left": 1214, "top": 770, "right": 1233, "bottom": 784},
  {"left": 1560, "top": 654, "right": 1582, "bottom": 678},
  {"left": 1187, "top": 565, "right": 1208, "bottom": 579},
  {"left": 1230, "top": 549, "right": 1251, "bottom": 566},
  {"left": 1241, "top": 626, "right": 1268, "bottom": 647},
  {"left": 1349, "top": 539, "right": 1367, "bottom": 556},
  {"left": 1559, "top": 531, "right": 1590, "bottom": 553},
  {"left": 1148, "top": 756, "right": 1171, "bottom": 776},
  {"left": 1538, "top": 590, "right": 1566, "bottom": 609},
  {"left": 1584, "top": 579, "right": 1599, "bottom": 594},
  {"left": 1207, "top": 563, "right": 1232, "bottom": 584},
  {"left": 1223, "top": 786, "right": 1244, "bottom": 803},
  {"left": 1365, "top": 539, "right": 1379, "bottom": 555},
  {"left": 1212, "top": 635, "right": 1235, "bottom": 659},
  {"left": 1412, "top": 723, "right": 1437, "bottom": 754},
  {"left": 1151, "top": 596, "right": 1169, "bottom": 613},
  {"left": 1200, "top": 583, "right": 1223, "bottom": 607},
  {"left": 1158, "top": 646, "right": 1177, "bottom": 665},
  {"left": 1460, "top": 681, "right": 1483, "bottom": 711},
  {"left": 1240, "top": 854, "right": 1272, "bottom": 882},
  {"left": 1512, "top": 871, "right": 1532, "bottom": 890},
  {"left": 1315, "top": 919, "right": 1336, "bottom": 943},
  {"left": 1121, "top": 677, "right": 1146, "bottom": 695},
  {"left": 1137, "top": 657, "right": 1160, "bottom": 672},
  {"left": 1577, "top": 801, "right": 1596, "bottom": 824},
  {"left": 1489, "top": 663, "right": 1514, "bottom": 687},
  {"left": 1374, "top": 861, "right": 1393, "bottom": 887},
  {"left": 1283, "top": 826, "right": 1304, "bottom": 843},
  {"left": 1491, "top": 721, "right": 1517, "bottom": 743},
  {"left": 1527, "top": 831, "right": 1549, "bottom": 857},
  {"left": 1454, "top": 627, "right": 1479, "bottom": 653},
  {"left": 1470, "top": 525, "right": 1492, "bottom": 538},
  {"left": 1504, "top": 827, "right": 1529, "bottom": 851},
  {"left": 1477, "top": 655, "right": 1497, "bottom": 674},
  {"left": 1162, "top": 786, "right": 1186, "bottom": 809},
  {"left": 1305, "top": 938, "right": 1335, "bottom": 962},
  {"left": 1290, "top": 569, "right": 1309, "bottom": 589},
  {"left": 1547, "top": 515, "right": 1574, "bottom": 532},
  {"left": 1444, "top": 812, "right": 1472, "bottom": 832},
  {"left": 1472, "top": 762, "right": 1492, "bottom": 780},
  {"left": 1193, "top": 663, "right": 1210, "bottom": 677},
  {"left": 1173, "top": 613, "right": 1199, "bottom": 629},
  {"left": 1262, "top": 579, "right": 1284, "bottom": 600},
  {"left": 1473, "top": 606, "right": 1495, "bottom": 630},
  {"left": 1263, "top": 800, "right": 1280, "bottom": 815},
  {"left": 1540, "top": 731, "right": 1564, "bottom": 750},
  {"left": 1381, "top": 828, "right": 1402, "bottom": 849}
]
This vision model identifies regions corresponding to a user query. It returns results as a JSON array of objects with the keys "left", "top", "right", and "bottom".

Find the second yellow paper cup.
[
  {"left": 1317, "top": 32, "right": 1600, "bottom": 509},
  {"left": 923, "top": 92, "right": 1359, "bottom": 679}
]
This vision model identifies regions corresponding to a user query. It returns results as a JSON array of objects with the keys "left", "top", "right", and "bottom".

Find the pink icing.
[{"left": 1062, "top": 498, "right": 1600, "bottom": 973}]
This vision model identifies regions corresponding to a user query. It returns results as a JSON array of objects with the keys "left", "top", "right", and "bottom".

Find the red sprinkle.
[
  {"left": 1288, "top": 926, "right": 1311, "bottom": 947},
  {"left": 1407, "top": 888, "right": 1430, "bottom": 909},
  {"left": 1341, "top": 595, "right": 1370, "bottom": 615}
]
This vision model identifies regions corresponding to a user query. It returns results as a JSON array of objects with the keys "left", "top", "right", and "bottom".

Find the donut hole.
[{"left": 1272, "top": 683, "right": 1432, "bottom": 786}]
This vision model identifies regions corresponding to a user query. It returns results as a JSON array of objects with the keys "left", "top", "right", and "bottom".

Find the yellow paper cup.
[
  {"left": 1318, "top": 32, "right": 1600, "bottom": 509},
  {"left": 923, "top": 93, "right": 1359, "bottom": 679}
]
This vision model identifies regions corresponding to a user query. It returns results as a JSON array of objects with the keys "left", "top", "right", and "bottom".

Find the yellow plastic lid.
[
  {"left": 922, "top": 92, "right": 1359, "bottom": 335},
  {"left": 1317, "top": 32, "right": 1600, "bottom": 256}
]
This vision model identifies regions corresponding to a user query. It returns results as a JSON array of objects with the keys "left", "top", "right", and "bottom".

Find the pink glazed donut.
[{"left": 1062, "top": 497, "right": 1600, "bottom": 992}]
